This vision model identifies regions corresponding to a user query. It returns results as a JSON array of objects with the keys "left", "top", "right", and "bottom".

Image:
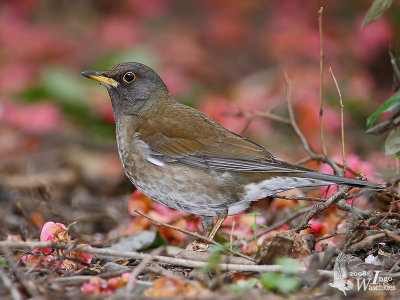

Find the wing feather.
[{"left": 138, "top": 105, "right": 308, "bottom": 173}]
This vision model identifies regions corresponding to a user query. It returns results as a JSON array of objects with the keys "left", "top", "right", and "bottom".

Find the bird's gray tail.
[{"left": 304, "top": 172, "right": 385, "bottom": 190}]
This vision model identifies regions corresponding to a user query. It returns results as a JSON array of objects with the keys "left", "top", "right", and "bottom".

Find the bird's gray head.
[{"left": 81, "top": 62, "right": 169, "bottom": 116}]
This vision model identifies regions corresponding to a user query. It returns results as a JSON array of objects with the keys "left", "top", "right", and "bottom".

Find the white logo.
[
  {"left": 329, "top": 253, "right": 396, "bottom": 294},
  {"left": 329, "top": 253, "right": 354, "bottom": 295}
]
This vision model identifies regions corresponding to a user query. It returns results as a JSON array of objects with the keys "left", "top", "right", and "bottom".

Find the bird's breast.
[{"left": 113, "top": 117, "right": 249, "bottom": 216}]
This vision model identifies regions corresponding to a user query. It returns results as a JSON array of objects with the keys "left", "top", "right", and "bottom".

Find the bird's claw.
[{"left": 185, "top": 240, "right": 210, "bottom": 251}]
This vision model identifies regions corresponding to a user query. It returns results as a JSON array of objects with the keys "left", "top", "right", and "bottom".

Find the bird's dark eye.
[{"left": 123, "top": 72, "right": 136, "bottom": 83}]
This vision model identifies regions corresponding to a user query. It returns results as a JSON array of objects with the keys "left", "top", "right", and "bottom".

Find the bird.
[
  {"left": 329, "top": 253, "right": 354, "bottom": 295},
  {"left": 81, "top": 62, "right": 384, "bottom": 243}
]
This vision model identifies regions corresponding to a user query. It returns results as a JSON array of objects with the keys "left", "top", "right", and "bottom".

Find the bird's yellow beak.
[{"left": 81, "top": 71, "right": 119, "bottom": 88}]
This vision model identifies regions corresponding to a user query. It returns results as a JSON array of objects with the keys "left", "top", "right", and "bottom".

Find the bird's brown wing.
[
  {"left": 138, "top": 104, "right": 309, "bottom": 173},
  {"left": 136, "top": 103, "right": 384, "bottom": 189}
]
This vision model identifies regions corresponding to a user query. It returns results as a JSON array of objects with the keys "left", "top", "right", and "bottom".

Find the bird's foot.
[{"left": 186, "top": 240, "right": 210, "bottom": 251}]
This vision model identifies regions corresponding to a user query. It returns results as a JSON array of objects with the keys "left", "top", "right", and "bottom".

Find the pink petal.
[
  {"left": 81, "top": 282, "right": 97, "bottom": 294},
  {"left": 40, "top": 222, "right": 67, "bottom": 242},
  {"left": 73, "top": 244, "right": 94, "bottom": 264}
]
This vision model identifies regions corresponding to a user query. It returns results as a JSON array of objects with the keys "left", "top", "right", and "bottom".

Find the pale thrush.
[{"left": 81, "top": 62, "right": 384, "bottom": 241}]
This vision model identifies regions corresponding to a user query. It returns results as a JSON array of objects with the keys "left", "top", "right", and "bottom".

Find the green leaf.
[
  {"left": 385, "top": 129, "right": 400, "bottom": 157},
  {"left": 367, "top": 92, "right": 400, "bottom": 128},
  {"left": 225, "top": 279, "right": 258, "bottom": 293},
  {"left": 260, "top": 272, "right": 280, "bottom": 291},
  {"left": 143, "top": 231, "right": 168, "bottom": 249},
  {"left": 276, "top": 257, "right": 299, "bottom": 275},
  {"left": 205, "top": 252, "right": 222, "bottom": 272},
  {"left": 41, "top": 66, "right": 87, "bottom": 105},
  {"left": 362, "top": 0, "right": 393, "bottom": 29},
  {"left": 0, "top": 257, "right": 7, "bottom": 266},
  {"left": 277, "top": 276, "right": 299, "bottom": 293},
  {"left": 208, "top": 242, "right": 228, "bottom": 254},
  {"left": 248, "top": 212, "right": 263, "bottom": 217}
]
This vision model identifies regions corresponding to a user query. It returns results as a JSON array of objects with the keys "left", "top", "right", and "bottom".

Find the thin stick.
[
  {"left": 283, "top": 71, "right": 342, "bottom": 175},
  {"left": 318, "top": 7, "right": 328, "bottom": 157},
  {"left": 0, "top": 241, "right": 333, "bottom": 276},
  {"left": 273, "top": 194, "right": 326, "bottom": 203},
  {"left": 133, "top": 209, "right": 256, "bottom": 263},
  {"left": 0, "top": 266, "right": 22, "bottom": 300},
  {"left": 246, "top": 206, "right": 314, "bottom": 243},
  {"left": 329, "top": 67, "right": 347, "bottom": 174},
  {"left": 316, "top": 231, "right": 345, "bottom": 242},
  {"left": 53, "top": 275, "right": 153, "bottom": 287},
  {"left": 125, "top": 247, "right": 162, "bottom": 294},
  {"left": 294, "top": 186, "right": 352, "bottom": 232},
  {"left": 230, "top": 221, "right": 235, "bottom": 252}
]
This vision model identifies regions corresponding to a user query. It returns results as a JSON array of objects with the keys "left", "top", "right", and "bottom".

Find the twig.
[
  {"left": 329, "top": 67, "right": 347, "bottom": 174},
  {"left": 283, "top": 71, "right": 342, "bottom": 175},
  {"left": 254, "top": 110, "right": 291, "bottom": 125},
  {"left": 230, "top": 221, "right": 235, "bottom": 251},
  {"left": 54, "top": 276, "right": 153, "bottom": 287},
  {"left": 134, "top": 209, "right": 215, "bottom": 243},
  {"left": 134, "top": 209, "right": 256, "bottom": 263},
  {"left": 246, "top": 206, "right": 314, "bottom": 243},
  {"left": 146, "top": 264, "right": 185, "bottom": 280},
  {"left": 335, "top": 199, "right": 370, "bottom": 219},
  {"left": 1, "top": 245, "right": 40, "bottom": 299},
  {"left": 384, "top": 229, "right": 400, "bottom": 243},
  {"left": 273, "top": 194, "right": 326, "bottom": 203},
  {"left": 283, "top": 71, "right": 312, "bottom": 156},
  {"left": 347, "top": 232, "right": 389, "bottom": 252},
  {"left": 0, "top": 266, "right": 22, "bottom": 300},
  {"left": 125, "top": 247, "right": 162, "bottom": 294},
  {"left": 167, "top": 213, "right": 192, "bottom": 225},
  {"left": 229, "top": 105, "right": 290, "bottom": 134},
  {"left": 0, "top": 241, "right": 334, "bottom": 275},
  {"left": 316, "top": 231, "right": 345, "bottom": 242},
  {"left": 294, "top": 186, "right": 352, "bottom": 232},
  {"left": 49, "top": 241, "right": 78, "bottom": 275},
  {"left": 318, "top": 6, "right": 328, "bottom": 157}
]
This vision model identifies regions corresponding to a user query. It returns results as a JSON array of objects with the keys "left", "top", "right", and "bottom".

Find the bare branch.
[
  {"left": 134, "top": 209, "right": 255, "bottom": 263},
  {"left": 329, "top": 67, "right": 347, "bottom": 174},
  {"left": 0, "top": 241, "right": 333, "bottom": 275},
  {"left": 318, "top": 6, "right": 328, "bottom": 157}
]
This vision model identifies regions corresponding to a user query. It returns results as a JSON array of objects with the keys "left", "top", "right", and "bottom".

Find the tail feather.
[{"left": 304, "top": 172, "right": 385, "bottom": 190}]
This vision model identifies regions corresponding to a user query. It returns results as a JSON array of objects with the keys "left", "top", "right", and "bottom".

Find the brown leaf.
[
  {"left": 144, "top": 277, "right": 199, "bottom": 298},
  {"left": 257, "top": 230, "right": 311, "bottom": 264}
]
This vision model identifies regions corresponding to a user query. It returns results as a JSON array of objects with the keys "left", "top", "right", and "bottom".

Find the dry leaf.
[{"left": 144, "top": 277, "right": 199, "bottom": 298}]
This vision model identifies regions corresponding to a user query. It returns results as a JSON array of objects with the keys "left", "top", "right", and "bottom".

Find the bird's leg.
[
  {"left": 186, "top": 216, "right": 214, "bottom": 251},
  {"left": 207, "top": 210, "right": 228, "bottom": 241},
  {"left": 201, "top": 216, "right": 214, "bottom": 238},
  {"left": 186, "top": 212, "right": 228, "bottom": 251}
]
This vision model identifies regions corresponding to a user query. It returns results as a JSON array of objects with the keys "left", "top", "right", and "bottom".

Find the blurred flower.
[
  {"left": 128, "top": 189, "right": 153, "bottom": 215},
  {"left": 301, "top": 221, "right": 329, "bottom": 238},
  {"left": 197, "top": 95, "right": 247, "bottom": 134},
  {"left": 0, "top": 63, "right": 34, "bottom": 94},
  {"left": 320, "top": 154, "right": 380, "bottom": 198},
  {"left": 98, "top": 17, "right": 141, "bottom": 50},
  {"left": 126, "top": 0, "right": 169, "bottom": 19},
  {"left": 81, "top": 273, "right": 132, "bottom": 295},
  {"left": 0, "top": 99, "right": 62, "bottom": 134},
  {"left": 204, "top": 11, "right": 249, "bottom": 48},
  {"left": 159, "top": 67, "right": 191, "bottom": 97},
  {"left": 351, "top": 17, "right": 392, "bottom": 62},
  {"left": 18, "top": 221, "right": 93, "bottom": 270}
]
